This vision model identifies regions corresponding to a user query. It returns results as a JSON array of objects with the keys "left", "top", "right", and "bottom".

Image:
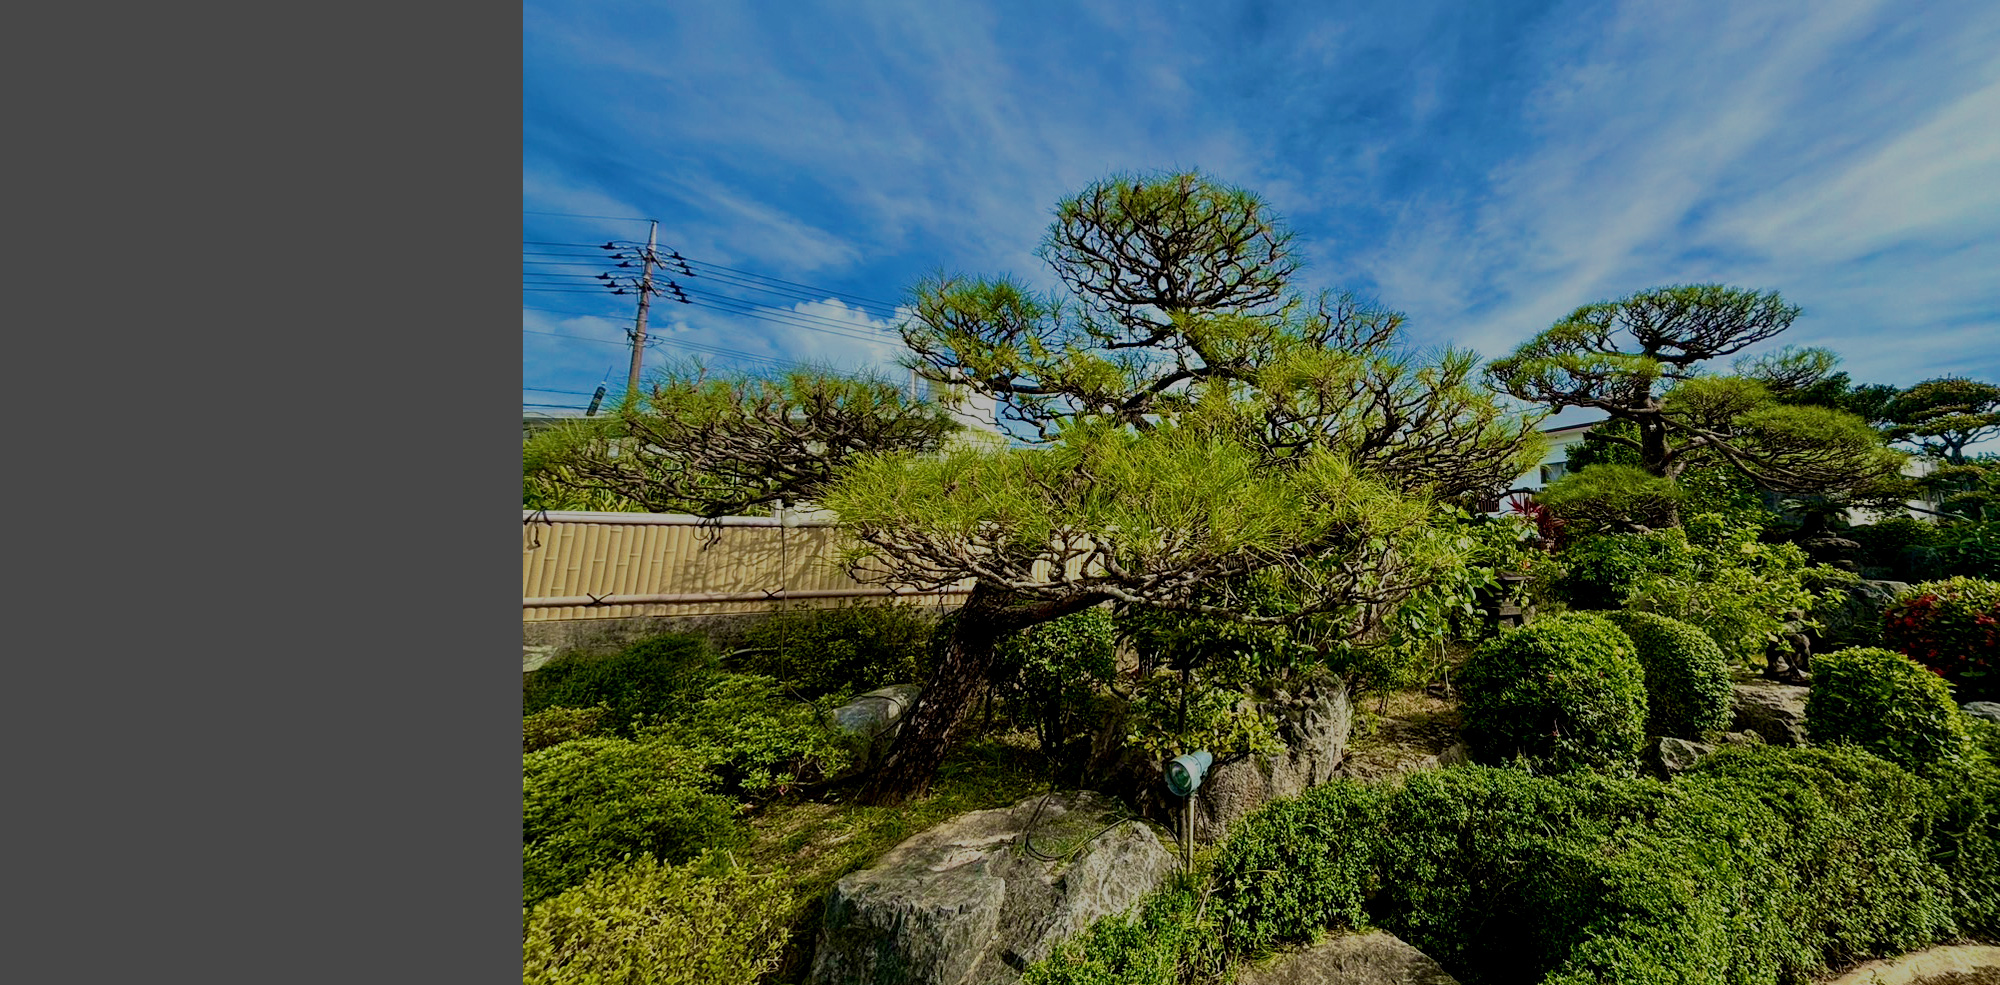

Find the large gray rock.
[
  {"left": 1091, "top": 676, "right": 1353, "bottom": 843},
  {"left": 809, "top": 791, "right": 1173, "bottom": 985},
  {"left": 1964, "top": 702, "right": 2000, "bottom": 725},
  {"left": 1812, "top": 579, "right": 1911, "bottom": 651},
  {"left": 1643, "top": 735, "right": 1716, "bottom": 778},
  {"left": 1234, "top": 930, "right": 1460, "bottom": 985},
  {"left": 1732, "top": 682, "right": 1811, "bottom": 747},
  {"left": 830, "top": 685, "right": 923, "bottom": 765},
  {"left": 1185, "top": 679, "right": 1353, "bottom": 842}
]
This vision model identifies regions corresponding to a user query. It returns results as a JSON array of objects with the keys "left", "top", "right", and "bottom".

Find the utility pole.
[
  {"left": 627, "top": 221, "right": 657, "bottom": 398},
  {"left": 597, "top": 222, "right": 691, "bottom": 400}
]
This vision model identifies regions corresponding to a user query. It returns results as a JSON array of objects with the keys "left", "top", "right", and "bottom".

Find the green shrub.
[
  {"left": 1848, "top": 516, "right": 1942, "bottom": 579},
  {"left": 523, "top": 634, "right": 719, "bottom": 735},
  {"left": 521, "top": 736, "right": 744, "bottom": 906},
  {"left": 1882, "top": 577, "right": 2000, "bottom": 703},
  {"left": 1032, "top": 746, "right": 1959, "bottom": 985},
  {"left": 656, "top": 672, "right": 854, "bottom": 797},
  {"left": 523, "top": 704, "right": 612, "bottom": 752},
  {"left": 731, "top": 600, "right": 934, "bottom": 698},
  {"left": 522, "top": 852, "right": 791, "bottom": 985},
  {"left": 1601, "top": 611, "right": 1732, "bottom": 739},
  {"left": 1538, "top": 464, "right": 1683, "bottom": 537},
  {"left": 995, "top": 606, "right": 1118, "bottom": 778},
  {"left": 1458, "top": 613, "right": 1648, "bottom": 776},
  {"left": 1937, "top": 520, "right": 2000, "bottom": 579},
  {"left": 1553, "top": 531, "right": 1696, "bottom": 612},
  {"left": 1931, "top": 723, "right": 2000, "bottom": 936},
  {"left": 1208, "top": 782, "right": 1387, "bottom": 955},
  {"left": 1807, "top": 646, "right": 1972, "bottom": 775}
]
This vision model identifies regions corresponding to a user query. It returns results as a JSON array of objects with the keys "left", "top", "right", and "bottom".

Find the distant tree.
[
  {"left": 523, "top": 366, "right": 961, "bottom": 517},
  {"left": 1486, "top": 286, "right": 1902, "bottom": 526},
  {"left": 830, "top": 170, "right": 1543, "bottom": 804},
  {"left": 1886, "top": 377, "right": 2000, "bottom": 466}
]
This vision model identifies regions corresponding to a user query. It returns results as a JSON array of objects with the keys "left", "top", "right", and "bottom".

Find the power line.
[
  {"left": 524, "top": 210, "right": 654, "bottom": 222},
  {"left": 684, "top": 258, "right": 902, "bottom": 311}
]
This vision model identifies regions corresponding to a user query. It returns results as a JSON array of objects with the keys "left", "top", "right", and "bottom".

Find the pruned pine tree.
[
  {"left": 1486, "top": 286, "right": 1902, "bottom": 526},
  {"left": 828, "top": 171, "right": 1543, "bottom": 804}
]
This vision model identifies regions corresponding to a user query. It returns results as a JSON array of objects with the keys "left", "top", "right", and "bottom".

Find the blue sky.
[{"left": 523, "top": 0, "right": 1999, "bottom": 430}]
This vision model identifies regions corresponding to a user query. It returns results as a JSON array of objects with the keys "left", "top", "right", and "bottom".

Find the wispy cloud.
[{"left": 525, "top": 0, "right": 2000, "bottom": 412}]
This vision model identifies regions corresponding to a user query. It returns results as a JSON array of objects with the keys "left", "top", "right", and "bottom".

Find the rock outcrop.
[
  {"left": 1092, "top": 676, "right": 1352, "bottom": 843},
  {"left": 1731, "top": 682, "right": 1811, "bottom": 747},
  {"left": 1812, "top": 579, "right": 1911, "bottom": 651},
  {"left": 1964, "top": 702, "right": 2000, "bottom": 726},
  {"left": 829, "top": 684, "right": 923, "bottom": 766},
  {"left": 809, "top": 791, "right": 1173, "bottom": 985},
  {"left": 1643, "top": 735, "right": 1716, "bottom": 778},
  {"left": 1233, "top": 930, "right": 1460, "bottom": 985}
]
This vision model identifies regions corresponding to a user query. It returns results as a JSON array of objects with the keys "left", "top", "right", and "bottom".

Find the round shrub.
[
  {"left": 523, "top": 633, "right": 719, "bottom": 735},
  {"left": 522, "top": 736, "right": 744, "bottom": 906},
  {"left": 1805, "top": 646, "right": 1971, "bottom": 775},
  {"left": 1602, "top": 610, "right": 1733, "bottom": 739},
  {"left": 523, "top": 852, "right": 791, "bottom": 985},
  {"left": 995, "top": 606, "right": 1117, "bottom": 777},
  {"left": 1458, "top": 612, "right": 1648, "bottom": 775},
  {"left": 1882, "top": 577, "right": 2000, "bottom": 703}
]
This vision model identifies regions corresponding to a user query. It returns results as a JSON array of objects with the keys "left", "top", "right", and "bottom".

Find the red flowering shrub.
[{"left": 1882, "top": 577, "right": 2000, "bottom": 703}]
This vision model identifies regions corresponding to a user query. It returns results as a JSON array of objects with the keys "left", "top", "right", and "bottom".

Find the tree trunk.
[{"left": 855, "top": 581, "right": 1104, "bottom": 806}]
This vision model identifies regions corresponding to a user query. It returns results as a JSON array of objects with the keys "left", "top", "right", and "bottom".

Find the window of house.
[{"left": 1539, "top": 461, "right": 1568, "bottom": 484}]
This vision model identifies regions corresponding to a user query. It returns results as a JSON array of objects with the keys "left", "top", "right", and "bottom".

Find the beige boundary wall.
[{"left": 522, "top": 509, "right": 974, "bottom": 623}]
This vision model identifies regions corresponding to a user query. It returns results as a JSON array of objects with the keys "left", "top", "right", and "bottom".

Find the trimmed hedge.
[
  {"left": 1031, "top": 745, "right": 1967, "bottom": 985},
  {"left": 1806, "top": 646, "right": 1972, "bottom": 775},
  {"left": 1602, "top": 610, "right": 1733, "bottom": 739},
  {"left": 1458, "top": 613, "right": 1648, "bottom": 776},
  {"left": 522, "top": 852, "right": 791, "bottom": 985}
]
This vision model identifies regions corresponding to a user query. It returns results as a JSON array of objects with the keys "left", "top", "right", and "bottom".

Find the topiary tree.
[
  {"left": 1457, "top": 612, "right": 1649, "bottom": 775},
  {"left": 1602, "top": 610, "right": 1732, "bottom": 739},
  {"left": 828, "top": 170, "right": 1543, "bottom": 804},
  {"left": 1537, "top": 463, "right": 1683, "bottom": 536},
  {"left": 1882, "top": 577, "right": 2000, "bottom": 703},
  {"left": 1805, "top": 646, "right": 1971, "bottom": 775}
]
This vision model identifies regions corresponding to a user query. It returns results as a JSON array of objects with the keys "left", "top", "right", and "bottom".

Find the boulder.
[
  {"left": 1715, "top": 729, "right": 1767, "bottom": 747},
  {"left": 830, "top": 685, "right": 923, "bottom": 765},
  {"left": 1437, "top": 742, "right": 1473, "bottom": 767},
  {"left": 1092, "top": 676, "right": 1352, "bottom": 843},
  {"left": 1643, "top": 735, "right": 1715, "bottom": 778},
  {"left": 1731, "top": 682, "right": 1811, "bottom": 747},
  {"left": 1964, "top": 702, "right": 2000, "bottom": 725},
  {"left": 1812, "top": 579, "right": 1911, "bottom": 651},
  {"left": 1234, "top": 930, "right": 1460, "bottom": 985},
  {"left": 809, "top": 791, "right": 1173, "bottom": 985}
]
